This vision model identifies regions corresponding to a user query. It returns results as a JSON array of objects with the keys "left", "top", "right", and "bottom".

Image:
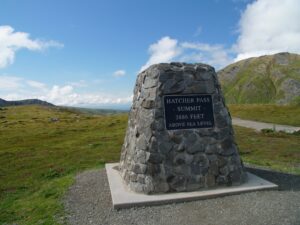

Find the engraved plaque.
[{"left": 164, "top": 95, "right": 214, "bottom": 130}]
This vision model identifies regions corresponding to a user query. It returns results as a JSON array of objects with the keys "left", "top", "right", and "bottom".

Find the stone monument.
[{"left": 119, "top": 62, "right": 247, "bottom": 194}]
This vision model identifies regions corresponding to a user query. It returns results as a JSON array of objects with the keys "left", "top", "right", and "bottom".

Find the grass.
[
  {"left": 0, "top": 105, "right": 127, "bottom": 224},
  {"left": 0, "top": 105, "right": 299, "bottom": 224},
  {"left": 234, "top": 125, "right": 300, "bottom": 174},
  {"left": 228, "top": 104, "right": 300, "bottom": 126}
]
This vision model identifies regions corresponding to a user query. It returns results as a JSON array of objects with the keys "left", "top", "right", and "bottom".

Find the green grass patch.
[
  {"left": 234, "top": 125, "right": 300, "bottom": 174},
  {"left": 0, "top": 105, "right": 299, "bottom": 224},
  {"left": 1, "top": 175, "right": 73, "bottom": 225},
  {"left": 0, "top": 105, "right": 127, "bottom": 224},
  {"left": 228, "top": 104, "right": 300, "bottom": 126}
]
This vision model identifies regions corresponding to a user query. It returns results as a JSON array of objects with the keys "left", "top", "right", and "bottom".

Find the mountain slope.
[
  {"left": 0, "top": 98, "right": 54, "bottom": 107},
  {"left": 217, "top": 52, "right": 300, "bottom": 104}
]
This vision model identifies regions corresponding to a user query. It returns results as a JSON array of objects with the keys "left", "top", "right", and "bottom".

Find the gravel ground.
[
  {"left": 232, "top": 117, "right": 300, "bottom": 133},
  {"left": 64, "top": 167, "right": 300, "bottom": 225}
]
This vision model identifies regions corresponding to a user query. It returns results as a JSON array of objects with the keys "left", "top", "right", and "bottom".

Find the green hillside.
[{"left": 217, "top": 52, "right": 300, "bottom": 104}]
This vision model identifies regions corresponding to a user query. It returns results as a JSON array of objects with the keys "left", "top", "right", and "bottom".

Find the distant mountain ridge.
[
  {"left": 0, "top": 98, "right": 54, "bottom": 107},
  {"left": 217, "top": 52, "right": 300, "bottom": 105}
]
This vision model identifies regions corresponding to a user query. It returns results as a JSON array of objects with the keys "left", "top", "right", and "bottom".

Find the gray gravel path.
[
  {"left": 232, "top": 117, "right": 300, "bottom": 133},
  {"left": 64, "top": 167, "right": 300, "bottom": 225}
]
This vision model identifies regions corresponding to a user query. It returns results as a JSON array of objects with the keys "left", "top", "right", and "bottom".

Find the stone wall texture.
[{"left": 119, "top": 62, "right": 247, "bottom": 194}]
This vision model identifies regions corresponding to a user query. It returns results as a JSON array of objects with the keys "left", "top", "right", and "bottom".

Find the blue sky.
[{"left": 1, "top": 0, "right": 300, "bottom": 108}]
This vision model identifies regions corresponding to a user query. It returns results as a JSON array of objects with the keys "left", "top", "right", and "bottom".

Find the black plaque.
[{"left": 163, "top": 94, "right": 214, "bottom": 130}]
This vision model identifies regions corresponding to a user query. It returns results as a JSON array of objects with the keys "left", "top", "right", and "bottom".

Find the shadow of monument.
[{"left": 245, "top": 166, "right": 300, "bottom": 191}]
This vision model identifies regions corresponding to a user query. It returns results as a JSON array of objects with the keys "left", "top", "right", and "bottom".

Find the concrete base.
[{"left": 106, "top": 163, "right": 278, "bottom": 209}]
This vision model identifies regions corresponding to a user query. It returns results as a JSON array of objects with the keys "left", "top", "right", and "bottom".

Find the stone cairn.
[{"left": 119, "top": 62, "right": 247, "bottom": 194}]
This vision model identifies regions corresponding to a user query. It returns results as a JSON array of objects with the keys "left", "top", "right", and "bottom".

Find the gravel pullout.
[
  {"left": 64, "top": 168, "right": 300, "bottom": 225},
  {"left": 232, "top": 117, "right": 300, "bottom": 133}
]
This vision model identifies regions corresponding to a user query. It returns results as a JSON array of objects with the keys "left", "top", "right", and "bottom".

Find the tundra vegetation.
[{"left": 0, "top": 105, "right": 299, "bottom": 224}]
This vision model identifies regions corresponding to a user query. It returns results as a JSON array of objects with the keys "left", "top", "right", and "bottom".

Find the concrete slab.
[{"left": 106, "top": 163, "right": 278, "bottom": 209}]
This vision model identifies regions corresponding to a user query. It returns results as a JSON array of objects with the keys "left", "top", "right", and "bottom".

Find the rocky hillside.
[
  {"left": 0, "top": 98, "right": 54, "bottom": 107},
  {"left": 217, "top": 52, "right": 300, "bottom": 105}
]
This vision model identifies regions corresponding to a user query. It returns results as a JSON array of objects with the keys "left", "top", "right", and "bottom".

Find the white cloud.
[
  {"left": 0, "top": 25, "right": 63, "bottom": 68},
  {"left": 68, "top": 80, "right": 87, "bottom": 87},
  {"left": 26, "top": 80, "right": 47, "bottom": 90},
  {"left": 234, "top": 0, "right": 300, "bottom": 61},
  {"left": 38, "top": 40, "right": 64, "bottom": 49},
  {"left": 0, "top": 75, "right": 23, "bottom": 90},
  {"left": 140, "top": 36, "right": 181, "bottom": 72},
  {"left": 47, "top": 85, "right": 74, "bottom": 102},
  {"left": 40, "top": 85, "right": 132, "bottom": 106},
  {"left": 140, "top": 36, "right": 233, "bottom": 71},
  {"left": 180, "top": 42, "right": 233, "bottom": 69},
  {"left": 113, "top": 70, "right": 126, "bottom": 77},
  {"left": 0, "top": 75, "right": 132, "bottom": 107}
]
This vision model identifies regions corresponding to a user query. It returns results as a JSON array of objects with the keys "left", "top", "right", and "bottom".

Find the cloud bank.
[
  {"left": 235, "top": 0, "right": 300, "bottom": 61},
  {"left": 0, "top": 25, "right": 63, "bottom": 68},
  {"left": 0, "top": 75, "right": 132, "bottom": 107}
]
